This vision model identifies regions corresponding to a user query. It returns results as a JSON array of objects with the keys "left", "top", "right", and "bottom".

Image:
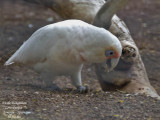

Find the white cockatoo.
[
  {"left": 24, "top": 0, "right": 129, "bottom": 26},
  {"left": 5, "top": 20, "right": 122, "bottom": 92}
]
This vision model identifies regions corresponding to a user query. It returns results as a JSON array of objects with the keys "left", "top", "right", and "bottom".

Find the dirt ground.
[{"left": 0, "top": 0, "right": 160, "bottom": 119}]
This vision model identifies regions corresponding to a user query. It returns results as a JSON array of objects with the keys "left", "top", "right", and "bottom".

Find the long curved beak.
[{"left": 106, "top": 58, "right": 120, "bottom": 72}]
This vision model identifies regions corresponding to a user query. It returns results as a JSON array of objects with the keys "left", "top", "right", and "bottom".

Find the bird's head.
[
  {"left": 79, "top": 28, "right": 122, "bottom": 72},
  {"left": 104, "top": 47, "right": 121, "bottom": 72}
]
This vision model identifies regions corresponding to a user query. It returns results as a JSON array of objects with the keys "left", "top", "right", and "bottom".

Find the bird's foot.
[{"left": 77, "top": 85, "right": 89, "bottom": 93}]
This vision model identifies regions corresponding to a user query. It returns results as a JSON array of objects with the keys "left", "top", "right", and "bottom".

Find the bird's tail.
[
  {"left": 4, "top": 50, "right": 22, "bottom": 65},
  {"left": 5, "top": 56, "right": 15, "bottom": 66}
]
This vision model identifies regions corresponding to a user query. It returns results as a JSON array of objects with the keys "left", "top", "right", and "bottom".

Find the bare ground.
[{"left": 0, "top": 0, "right": 160, "bottom": 119}]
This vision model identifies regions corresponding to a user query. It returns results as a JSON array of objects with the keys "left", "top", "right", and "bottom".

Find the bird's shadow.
[{"left": 10, "top": 83, "right": 91, "bottom": 94}]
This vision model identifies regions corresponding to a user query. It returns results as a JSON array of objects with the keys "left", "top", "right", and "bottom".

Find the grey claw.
[{"left": 77, "top": 85, "right": 89, "bottom": 93}]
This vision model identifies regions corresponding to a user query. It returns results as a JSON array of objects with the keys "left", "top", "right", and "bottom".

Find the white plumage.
[{"left": 5, "top": 20, "right": 122, "bottom": 92}]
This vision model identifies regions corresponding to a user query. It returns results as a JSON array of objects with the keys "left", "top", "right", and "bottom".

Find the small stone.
[
  {"left": 34, "top": 91, "right": 39, "bottom": 94},
  {"left": 87, "top": 68, "right": 91, "bottom": 72},
  {"left": 8, "top": 37, "right": 14, "bottom": 41},
  {"left": 24, "top": 111, "right": 32, "bottom": 115},
  {"left": 46, "top": 17, "right": 54, "bottom": 22},
  {"left": 142, "top": 23, "right": 147, "bottom": 27},
  {"left": 28, "top": 24, "right": 33, "bottom": 28},
  {"left": 125, "top": 94, "right": 131, "bottom": 97}
]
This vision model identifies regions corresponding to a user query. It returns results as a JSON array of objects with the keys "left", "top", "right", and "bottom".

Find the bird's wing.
[
  {"left": 5, "top": 20, "right": 92, "bottom": 65},
  {"left": 5, "top": 24, "right": 59, "bottom": 65}
]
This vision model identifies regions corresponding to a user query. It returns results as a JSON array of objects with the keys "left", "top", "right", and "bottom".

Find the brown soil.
[{"left": 0, "top": 0, "right": 160, "bottom": 119}]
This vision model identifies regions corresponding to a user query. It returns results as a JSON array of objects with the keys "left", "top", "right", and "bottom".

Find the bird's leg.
[
  {"left": 71, "top": 72, "right": 87, "bottom": 93},
  {"left": 71, "top": 65, "right": 88, "bottom": 93}
]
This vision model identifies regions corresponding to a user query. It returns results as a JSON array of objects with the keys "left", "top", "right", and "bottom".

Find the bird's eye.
[{"left": 105, "top": 50, "right": 114, "bottom": 57}]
